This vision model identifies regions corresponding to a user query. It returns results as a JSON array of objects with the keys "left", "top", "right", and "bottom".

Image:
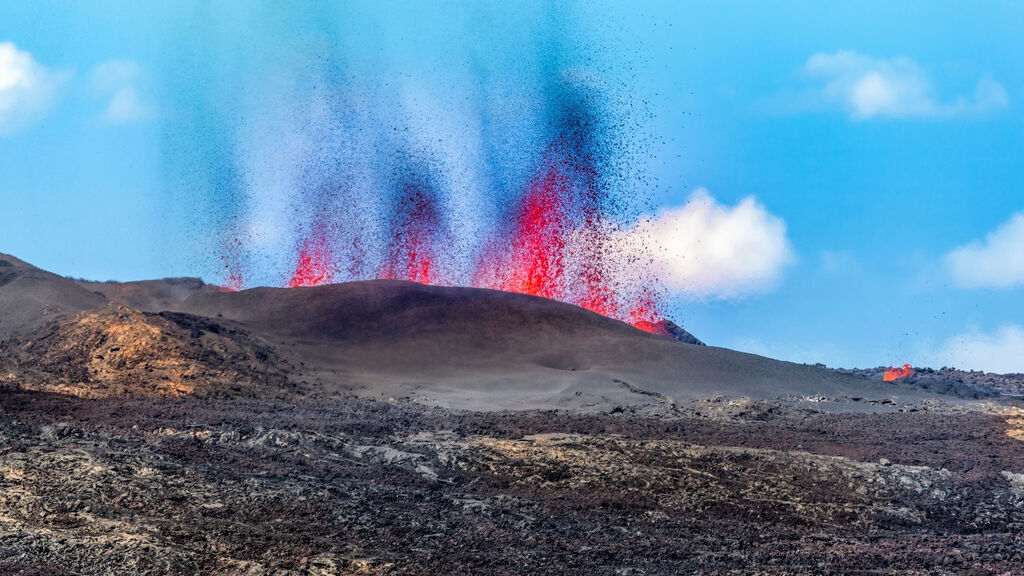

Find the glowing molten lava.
[
  {"left": 288, "top": 235, "right": 334, "bottom": 287},
  {"left": 477, "top": 165, "right": 567, "bottom": 300},
  {"left": 238, "top": 95, "right": 670, "bottom": 330},
  {"left": 472, "top": 118, "right": 625, "bottom": 320},
  {"left": 884, "top": 364, "right": 914, "bottom": 381},
  {"left": 626, "top": 286, "right": 664, "bottom": 332}
]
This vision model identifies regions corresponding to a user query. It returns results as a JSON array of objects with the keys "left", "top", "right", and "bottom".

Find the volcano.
[
  {"left": 2, "top": 251, "right": 1023, "bottom": 576},
  {"left": 0, "top": 252, "right": 986, "bottom": 409}
]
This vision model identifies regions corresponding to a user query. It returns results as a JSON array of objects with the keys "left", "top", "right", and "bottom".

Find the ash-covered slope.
[
  {"left": 0, "top": 253, "right": 107, "bottom": 339},
  {"left": 181, "top": 280, "right": 649, "bottom": 343},
  {"left": 0, "top": 254, "right": 978, "bottom": 410},
  {"left": 179, "top": 281, "right": 949, "bottom": 411},
  {"left": 77, "top": 277, "right": 220, "bottom": 312}
]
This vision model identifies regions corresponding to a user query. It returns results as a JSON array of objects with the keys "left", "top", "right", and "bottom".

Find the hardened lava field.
[{"left": 2, "top": 390, "right": 1024, "bottom": 576}]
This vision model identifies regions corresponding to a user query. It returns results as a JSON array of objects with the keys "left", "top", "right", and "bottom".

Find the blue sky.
[{"left": 2, "top": 1, "right": 1023, "bottom": 372}]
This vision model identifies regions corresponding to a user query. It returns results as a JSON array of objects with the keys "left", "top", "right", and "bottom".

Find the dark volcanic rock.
[
  {"left": 0, "top": 391, "right": 1021, "bottom": 575},
  {"left": 635, "top": 318, "right": 705, "bottom": 345},
  {"left": 837, "top": 366, "right": 1022, "bottom": 398}
]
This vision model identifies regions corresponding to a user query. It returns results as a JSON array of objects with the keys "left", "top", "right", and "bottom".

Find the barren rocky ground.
[
  {"left": 836, "top": 367, "right": 1024, "bottom": 398},
  {"left": 1, "top": 389, "right": 1023, "bottom": 575}
]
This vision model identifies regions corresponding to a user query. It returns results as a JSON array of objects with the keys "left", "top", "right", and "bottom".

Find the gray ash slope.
[
  {"left": 0, "top": 254, "right": 106, "bottom": 339},
  {"left": 173, "top": 279, "right": 956, "bottom": 410},
  {"left": 76, "top": 276, "right": 220, "bottom": 312},
  {"left": 0, "top": 252, "right": 1002, "bottom": 407}
]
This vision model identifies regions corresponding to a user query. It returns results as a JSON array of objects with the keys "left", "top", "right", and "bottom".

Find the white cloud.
[
  {"left": 924, "top": 325, "right": 1024, "bottom": 374},
  {"left": 946, "top": 212, "right": 1024, "bottom": 289},
  {"left": 88, "top": 60, "right": 153, "bottom": 124},
  {"left": 614, "top": 188, "right": 794, "bottom": 299},
  {"left": 0, "top": 42, "right": 67, "bottom": 134},
  {"left": 798, "top": 51, "right": 1007, "bottom": 120}
]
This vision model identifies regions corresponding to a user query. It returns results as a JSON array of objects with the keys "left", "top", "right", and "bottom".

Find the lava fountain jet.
[
  {"left": 474, "top": 162, "right": 568, "bottom": 301},
  {"left": 380, "top": 172, "right": 448, "bottom": 285},
  {"left": 625, "top": 284, "right": 664, "bottom": 327},
  {"left": 287, "top": 196, "right": 341, "bottom": 288},
  {"left": 213, "top": 70, "right": 669, "bottom": 328},
  {"left": 472, "top": 97, "right": 627, "bottom": 320},
  {"left": 179, "top": 2, "right": 678, "bottom": 333},
  {"left": 548, "top": 100, "right": 619, "bottom": 319},
  {"left": 288, "top": 227, "right": 334, "bottom": 287},
  {"left": 219, "top": 236, "right": 246, "bottom": 291}
]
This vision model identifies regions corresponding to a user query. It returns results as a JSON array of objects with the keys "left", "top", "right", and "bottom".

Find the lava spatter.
[{"left": 381, "top": 179, "right": 447, "bottom": 286}]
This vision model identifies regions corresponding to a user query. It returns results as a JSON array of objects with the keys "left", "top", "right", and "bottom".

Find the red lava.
[
  {"left": 288, "top": 235, "right": 334, "bottom": 288},
  {"left": 381, "top": 183, "right": 445, "bottom": 285},
  {"left": 884, "top": 364, "right": 914, "bottom": 381},
  {"left": 229, "top": 111, "right": 666, "bottom": 328}
]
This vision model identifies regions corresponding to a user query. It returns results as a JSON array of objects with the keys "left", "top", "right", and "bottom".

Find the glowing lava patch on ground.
[{"left": 884, "top": 364, "right": 914, "bottom": 381}]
